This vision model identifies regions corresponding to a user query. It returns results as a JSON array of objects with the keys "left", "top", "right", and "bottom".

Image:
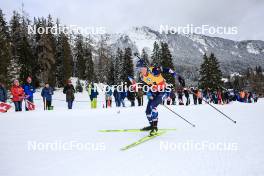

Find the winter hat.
[
  {"left": 136, "top": 59, "right": 146, "bottom": 68},
  {"left": 152, "top": 67, "right": 161, "bottom": 76},
  {"left": 13, "top": 79, "right": 19, "bottom": 84}
]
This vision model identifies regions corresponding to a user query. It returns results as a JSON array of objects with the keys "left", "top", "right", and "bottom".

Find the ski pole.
[
  {"left": 162, "top": 105, "right": 196, "bottom": 127},
  {"left": 200, "top": 97, "right": 236, "bottom": 124},
  {"left": 44, "top": 98, "right": 46, "bottom": 111},
  {"left": 190, "top": 89, "right": 236, "bottom": 124}
]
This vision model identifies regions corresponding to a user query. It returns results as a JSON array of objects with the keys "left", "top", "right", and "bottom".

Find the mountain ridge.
[{"left": 83, "top": 26, "right": 264, "bottom": 82}]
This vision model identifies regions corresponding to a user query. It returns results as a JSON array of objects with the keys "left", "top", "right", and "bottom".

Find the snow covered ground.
[{"left": 0, "top": 89, "right": 264, "bottom": 176}]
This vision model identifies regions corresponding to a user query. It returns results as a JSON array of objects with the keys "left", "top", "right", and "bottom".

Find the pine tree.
[
  {"left": 19, "top": 16, "right": 34, "bottom": 83},
  {"left": 9, "top": 11, "right": 23, "bottom": 83},
  {"left": 55, "top": 23, "right": 73, "bottom": 87},
  {"left": 199, "top": 53, "right": 223, "bottom": 91},
  {"left": 31, "top": 17, "right": 41, "bottom": 86},
  {"left": 61, "top": 33, "right": 73, "bottom": 85},
  {"left": 8, "top": 10, "right": 36, "bottom": 85},
  {"left": 256, "top": 66, "right": 262, "bottom": 75},
  {"left": 83, "top": 38, "right": 94, "bottom": 83},
  {"left": 151, "top": 41, "right": 161, "bottom": 66},
  {"left": 106, "top": 56, "right": 115, "bottom": 85},
  {"left": 251, "top": 66, "right": 264, "bottom": 94},
  {"left": 199, "top": 54, "right": 210, "bottom": 89},
  {"left": 96, "top": 36, "right": 109, "bottom": 83},
  {"left": 34, "top": 17, "right": 56, "bottom": 85},
  {"left": 54, "top": 19, "right": 64, "bottom": 87},
  {"left": 122, "top": 47, "right": 134, "bottom": 84},
  {"left": 114, "top": 48, "right": 123, "bottom": 84},
  {"left": 0, "top": 9, "right": 12, "bottom": 86},
  {"left": 141, "top": 48, "right": 150, "bottom": 66},
  {"left": 160, "top": 42, "right": 175, "bottom": 85},
  {"left": 46, "top": 14, "right": 57, "bottom": 87},
  {"left": 74, "top": 33, "right": 86, "bottom": 79}
]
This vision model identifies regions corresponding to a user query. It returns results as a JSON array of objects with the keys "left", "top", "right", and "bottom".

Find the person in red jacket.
[
  {"left": 217, "top": 89, "right": 223, "bottom": 105},
  {"left": 11, "top": 80, "right": 25, "bottom": 111}
]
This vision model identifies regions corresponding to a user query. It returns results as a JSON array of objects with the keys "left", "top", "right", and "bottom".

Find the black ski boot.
[
  {"left": 141, "top": 125, "right": 152, "bottom": 131},
  {"left": 149, "top": 121, "right": 158, "bottom": 136}
]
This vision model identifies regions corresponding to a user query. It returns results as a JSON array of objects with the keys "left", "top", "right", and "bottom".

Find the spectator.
[
  {"left": 223, "top": 91, "right": 230, "bottom": 104},
  {"left": 22, "top": 76, "right": 35, "bottom": 111},
  {"left": 170, "top": 88, "right": 176, "bottom": 105},
  {"left": 41, "top": 83, "right": 54, "bottom": 110},
  {"left": 90, "top": 83, "right": 99, "bottom": 109},
  {"left": 0, "top": 82, "right": 7, "bottom": 103},
  {"left": 11, "top": 80, "right": 25, "bottom": 112},
  {"left": 197, "top": 89, "right": 203, "bottom": 104},
  {"left": 105, "top": 86, "right": 112, "bottom": 108},
  {"left": 63, "top": 80, "right": 75, "bottom": 109},
  {"left": 239, "top": 89, "right": 246, "bottom": 102},
  {"left": 127, "top": 90, "right": 136, "bottom": 107},
  {"left": 184, "top": 88, "right": 190, "bottom": 106},
  {"left": 113, "top": 88, "right": 121, "bottom": 107},
  {"left": 120, "top": 89, "right": 127, "bottom": 107},
  {"left": 253, "top": 93, "right": 258, "bottom": 103},
  {"left": 177, "top": 88, "right": 184, "bottom": 105},
  {"left": 217, "top": 89, "right": 223, "bottom": 105},
  {"left": 166, "top": 96, "right": 171, "bottom": 105},
  {"left": 136, "top": 88, "right": 144, "bottom": 106},
  {"left": 193, "top": 88, "right": 198, "bottom": 105},
  {"left": 211, "top": 91, "right": 218, "bottom": 104},
  {"left": 247, "top": 92, "right": 253, "bottom": 103}
]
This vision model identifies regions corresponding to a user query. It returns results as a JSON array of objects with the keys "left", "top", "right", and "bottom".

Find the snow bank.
[{"left": 0, "top": 90, "right": 263, "bottom": 176}]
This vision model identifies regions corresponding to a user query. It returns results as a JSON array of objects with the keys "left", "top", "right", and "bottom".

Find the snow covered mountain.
[{"left": 89, "top": 26, "right": 264, "bottom": 79}]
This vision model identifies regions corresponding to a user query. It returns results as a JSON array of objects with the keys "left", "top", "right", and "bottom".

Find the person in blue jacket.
[
  {"left": 89, "top": 83, "right": 99, "bottom": 108},
  {"left": 113, "top": 88, "right": 121, "bottom": 107},
  {"left": 41, "top": 83, "right": 54, "bottom": 110},
  {"left": 23, "top": 77, "right": 35, "bottom": 110},
  {"left": 120, "top": 89, "right": 127, "bottom": 107},
  {"left": 0, "top": 82, "right": 7, "bottom": 103}
]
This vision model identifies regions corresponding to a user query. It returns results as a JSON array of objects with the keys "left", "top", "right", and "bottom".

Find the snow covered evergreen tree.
[
  {"left": 121, "top": 47, "right": 134, "bottom": 83},
  {"left": 74, "top": 33, "right": 86, "bottom": 80},
  {"left": 160, "top": 42, "right": 175, "bottom": 85},
  {"left": 34, "top": 17, "right": 56, "bottom": 85},
  {"left": 106, "top": 56, "right": 115, "bottom": 85},
  {"left": 0, "top": 9, "right": 12, "bottom": 86},
  {"left": 96, "top": 36, "right": 110, "bottom": 83},
  {"left": 19, "top": 15, "right": 35, "bottom": 84},
  {"left": 83, "top": 37, "right": 94, "bottom": 83},
  {"left": 8, "top": 9, "right": 36, "bottom": 86},
  {"left": 55, "top": 22, "right": 73, "bottom": 87},
  {"left": 199, "top": 53, "right": 223, "bottom": 91},
  {"left": 151, "top": 41, "right": 161, "bottom": 66},
  {"left": 46, "top": 15, "right": 57, "bottom": 87},
  {"left": 114, "top": 48, "right": 123, "bottom": 84},
  {"left": 141, "top": 48, "right": 150, "bottom": 66},
  {"left": 9, "top": 11, "right": 22, "bottom": 83}
]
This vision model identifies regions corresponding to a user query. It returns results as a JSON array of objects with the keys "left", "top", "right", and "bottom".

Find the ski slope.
[{"left": 0, "top": 90, "right": 264, "bottom": 176}]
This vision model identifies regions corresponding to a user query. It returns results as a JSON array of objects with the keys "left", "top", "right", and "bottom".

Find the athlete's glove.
[{"left": 146, "top": 91, "right": 154, "bottom": 100}]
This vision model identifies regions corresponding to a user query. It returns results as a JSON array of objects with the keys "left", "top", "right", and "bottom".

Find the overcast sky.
[{"left": 1, "top": 0, "right": 263, "bottom": 41}]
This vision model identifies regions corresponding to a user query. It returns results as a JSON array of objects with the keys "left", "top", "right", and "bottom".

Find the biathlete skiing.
[{"left": 131, "top": 56, "right": 185, "bottom": 136}]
